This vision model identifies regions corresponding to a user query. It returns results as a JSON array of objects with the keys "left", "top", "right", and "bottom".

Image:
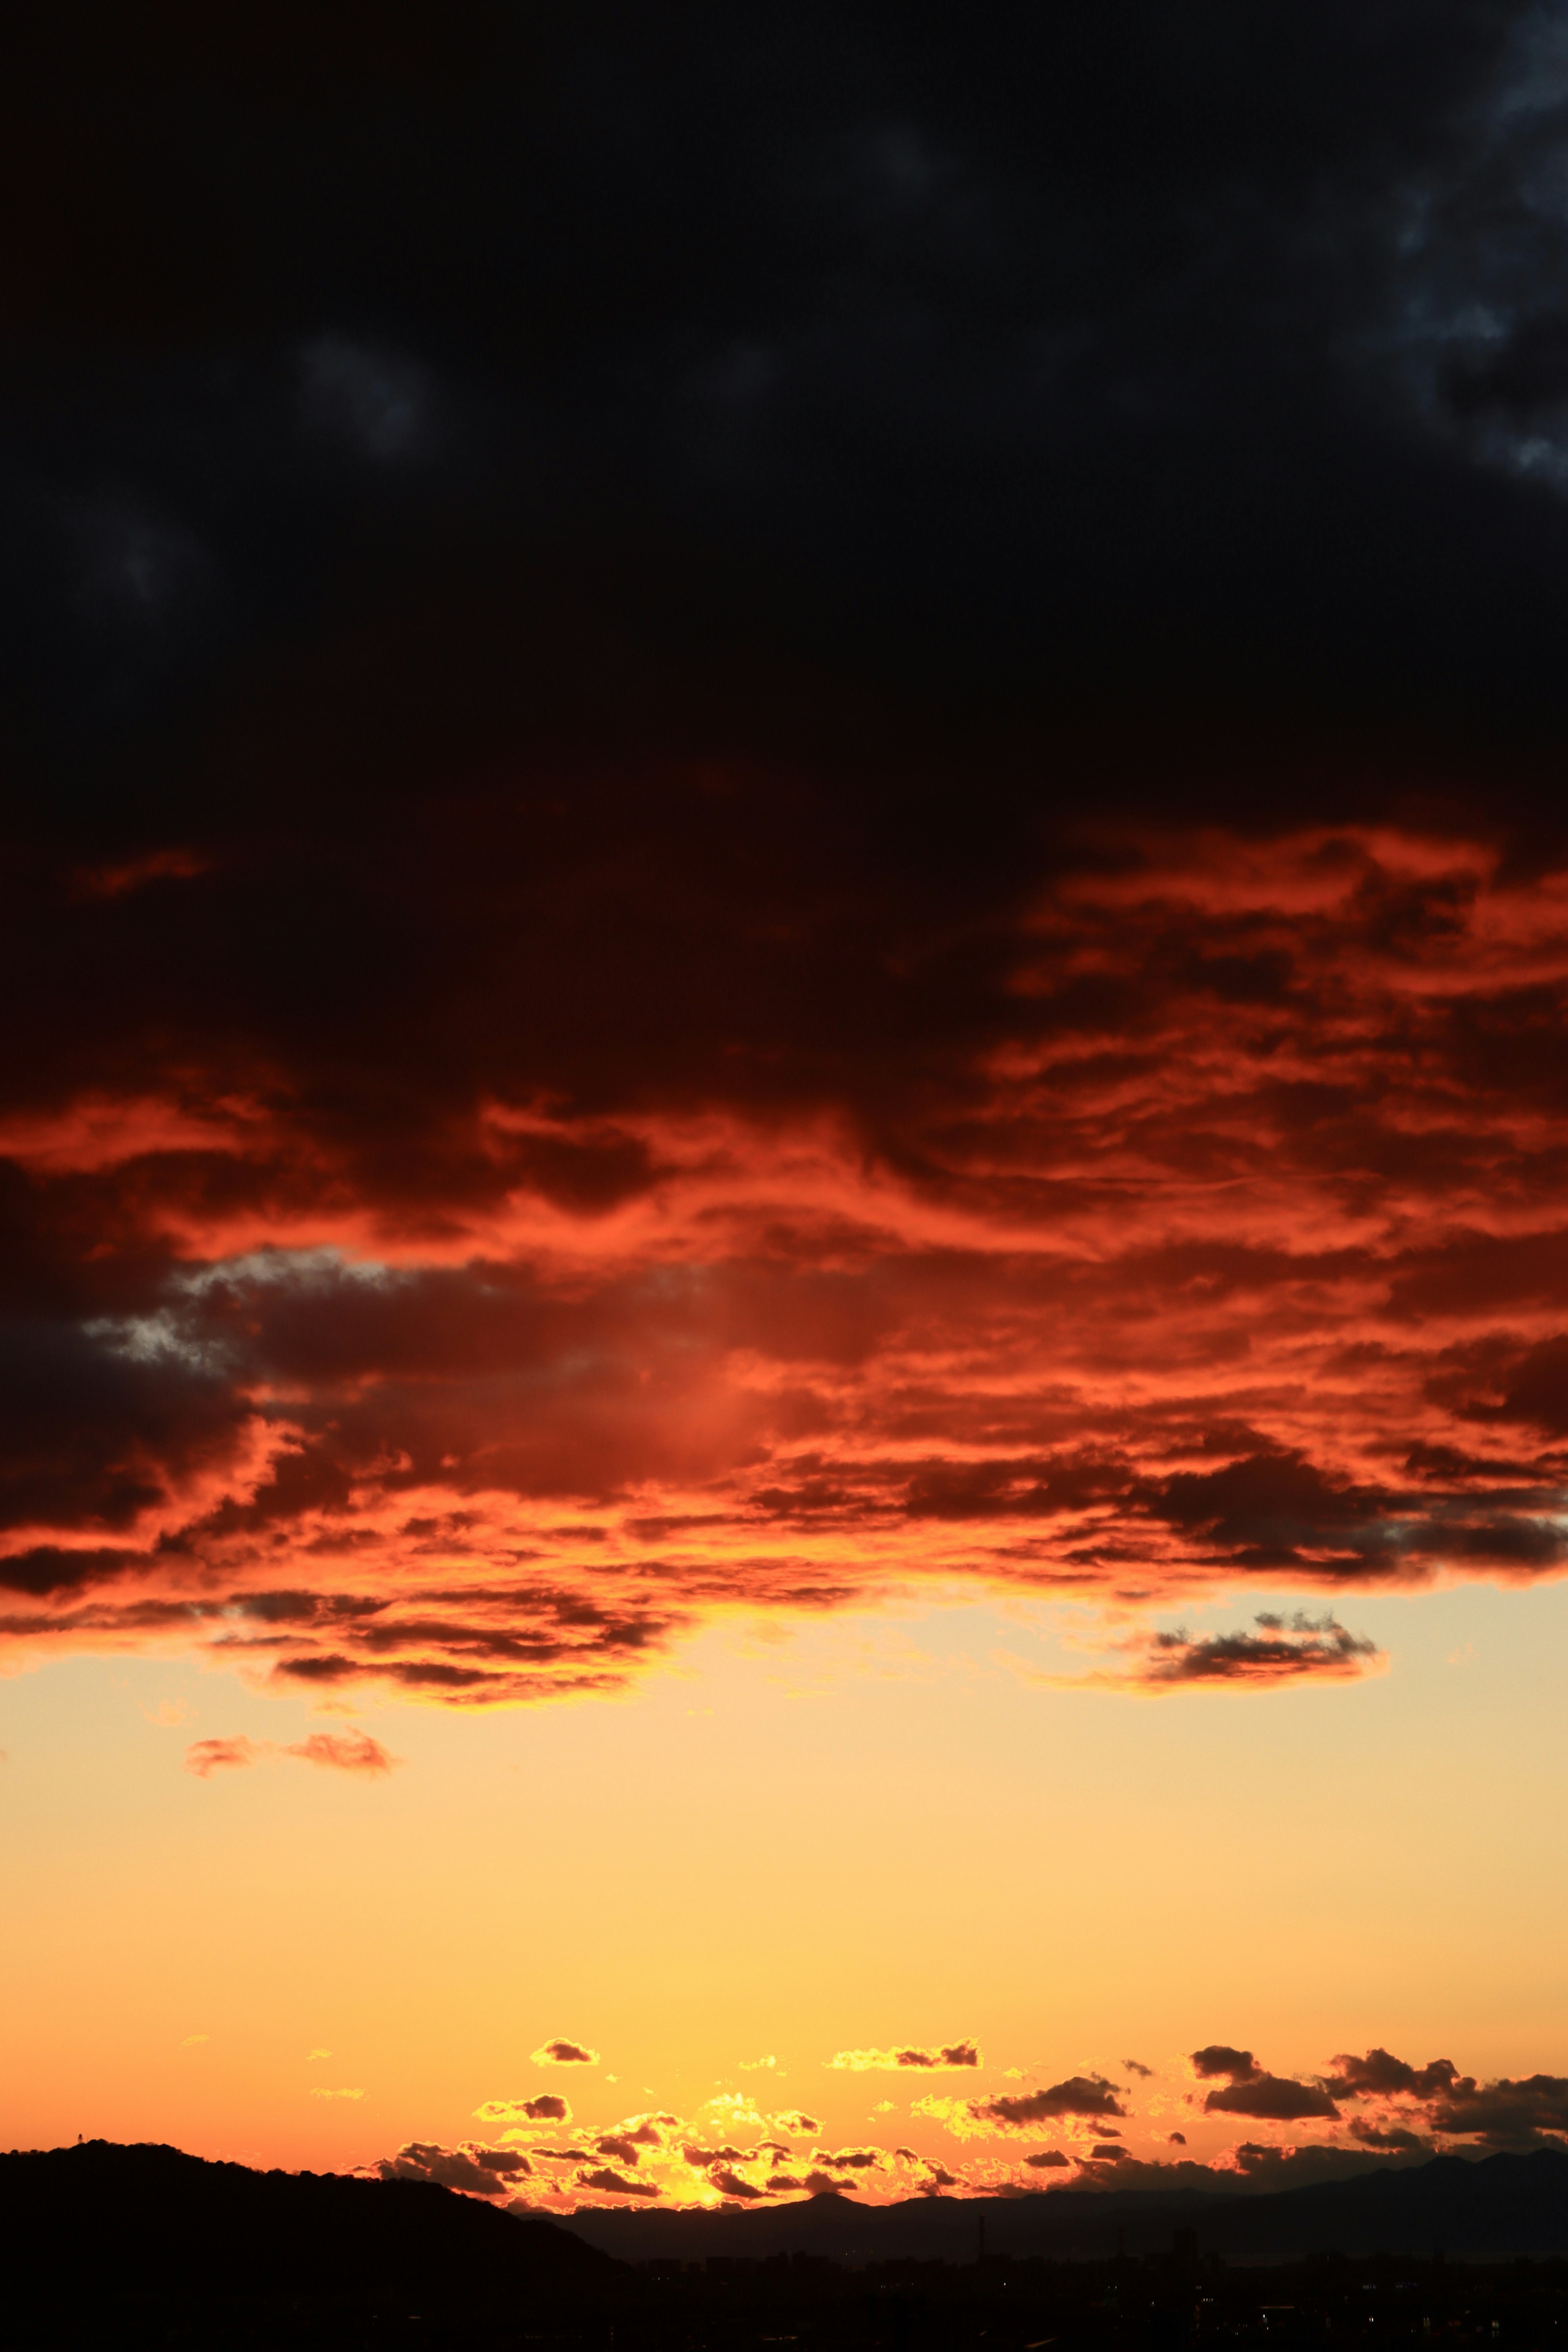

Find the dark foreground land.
[{"left": 3, "top": 2144, "right": 1568, "bottom": 2352}]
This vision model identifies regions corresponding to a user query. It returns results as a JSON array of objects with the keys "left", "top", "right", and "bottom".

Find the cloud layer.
[{"left": 5, "top": 827, "right": 1568, "bottom": 1700}]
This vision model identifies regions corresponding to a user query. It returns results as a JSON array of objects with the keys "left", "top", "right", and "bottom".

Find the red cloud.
[{"left": 8, "top": 825, "right": 1568, "bottom": 1700}]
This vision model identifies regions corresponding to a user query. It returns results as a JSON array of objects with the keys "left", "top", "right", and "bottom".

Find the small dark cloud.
[
  {"left": 1025, "top": 2149, "right": 1071, "bottom": 2169},
  {"left": 972, "top": 2075, "right": 1127, "bottom": 2128},
  {"left": 829, "top": 2040, "right": 980, "bottom": 2070},
  {"left": 1328, "top": 2047, "right": 1459, "bottom": 2099},
  {"left": 1127, "top": 1613, "right": 1381, "bottom": 1691},
  {"left": 1349, "top": 2120, "right": 1431, "bottom": 2152},
  {"left": 576, "top": 2166, "right": 658, "bottom": 2198},
  {"left": 709, "top": 2167, "right": 768, "bottom": 2200},
  {"left": 532, "top": 2038, "right": 598, "bottom": 2066},
  {"left": 1205, "top": 2076, "right": 1340, "bottom": 2122},
  {"left": 1192, "top": 2045, "right": 1339, "bottom": 2120},
  {"left": 1427, "top": 2074, "right": 1568, "bottom": 2146},
  {"left": 1191, "top": 2047, "right": 1261, "bottom": 2082},
  {"left": 376, "top": 2142, "right": 518, "bottom": 2196}
]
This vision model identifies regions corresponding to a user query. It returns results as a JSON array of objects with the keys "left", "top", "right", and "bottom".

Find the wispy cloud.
[{"left": 183, "top": 1730, "right": 400, "bottom": 1779}]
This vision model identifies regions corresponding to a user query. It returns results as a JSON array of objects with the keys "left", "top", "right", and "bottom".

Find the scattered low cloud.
[
  {"left": 363, "top": 2026, "right": 1561, "bottom": 2212},
  {"left": 531, "top": 2039, "right": 599, "bottom": 2067},
  {"left": 310, "top": 2087, "right": 365, "bottom": 2101}
]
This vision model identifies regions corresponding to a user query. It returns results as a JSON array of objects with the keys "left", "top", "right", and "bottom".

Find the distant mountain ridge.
[{"left": 556, "top": 2149, "right": 1568, "bottom": 2265}]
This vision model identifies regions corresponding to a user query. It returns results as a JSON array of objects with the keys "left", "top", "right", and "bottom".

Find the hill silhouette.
[
  {"left": 557, "top": 2149, "right": 1568, "bottom": 2265},
  {"left": 0, "top": 2139, "right": 622, "bottom": 2346}
]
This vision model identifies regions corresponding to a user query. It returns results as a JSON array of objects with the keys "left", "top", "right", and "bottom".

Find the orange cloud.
[
  {"left": 531, "top": 2039, "right": 599, "bottom": 2067},
  {"left": 183, "top": 1731, "right": 399, "bottom": 1778}
]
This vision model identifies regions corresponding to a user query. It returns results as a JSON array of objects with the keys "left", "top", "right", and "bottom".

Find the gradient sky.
[{"left": 5, "top": 0, "right": 1568, "bottom": 2214}]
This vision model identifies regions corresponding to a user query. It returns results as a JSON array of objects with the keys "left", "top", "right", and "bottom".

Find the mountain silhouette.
[
  {"left": 0, "top": 2139, "right": 621, "bottom": 2345},
  {"left": 557, "top": 2149, "right": 1568, "bottom": 2264}
]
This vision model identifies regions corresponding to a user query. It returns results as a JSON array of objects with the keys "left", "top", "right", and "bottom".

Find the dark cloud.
[
  {"left": 1203, "top": 2076, "right": 1341, "bottom": 2123},
  {"left": 1348, "top": 2120, "right": 1432, "bottom": 2152},
  {"left": 831, "top": 2040, "right": 980, "bottom": 2070},
  {"left": 1025, "top": 2149, "right": 1071, "bottom": 2169},
  {"left": 1191, "top": 2048, "right": 1261, "bottom": 2082},
  {"left": 1328, "top": 2047, "right": 1461, "bottom": 2100},
  {"left": 1191, "top": 2045, "right": 1340, "bottom": 2121},
  {"left": 532, "top": 2040, "right": 598, "bottom": 2066},
  {"left": 376, "top": 2142, "right": 522, "bottom": 2196},
  {"left": 1426, "top": 2074, "right": 1568, "bottom": 2146},
  {"left": 576, "top": 2167, "right": 658, "bottom": 2199},
  {"left": 972, "top": 2076, "right": 1127, "bottom": 2128},
  {"left": 1101, "top": 1613, "right": 1383, "bottom": 1693},
  {"left": 495, "top": 2094, "right": 569, "bottom": 2124}
]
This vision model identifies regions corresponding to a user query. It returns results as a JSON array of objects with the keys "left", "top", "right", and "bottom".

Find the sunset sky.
[{"left": 5, "top": 0, "right": 1568, "bottom": 2212}]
